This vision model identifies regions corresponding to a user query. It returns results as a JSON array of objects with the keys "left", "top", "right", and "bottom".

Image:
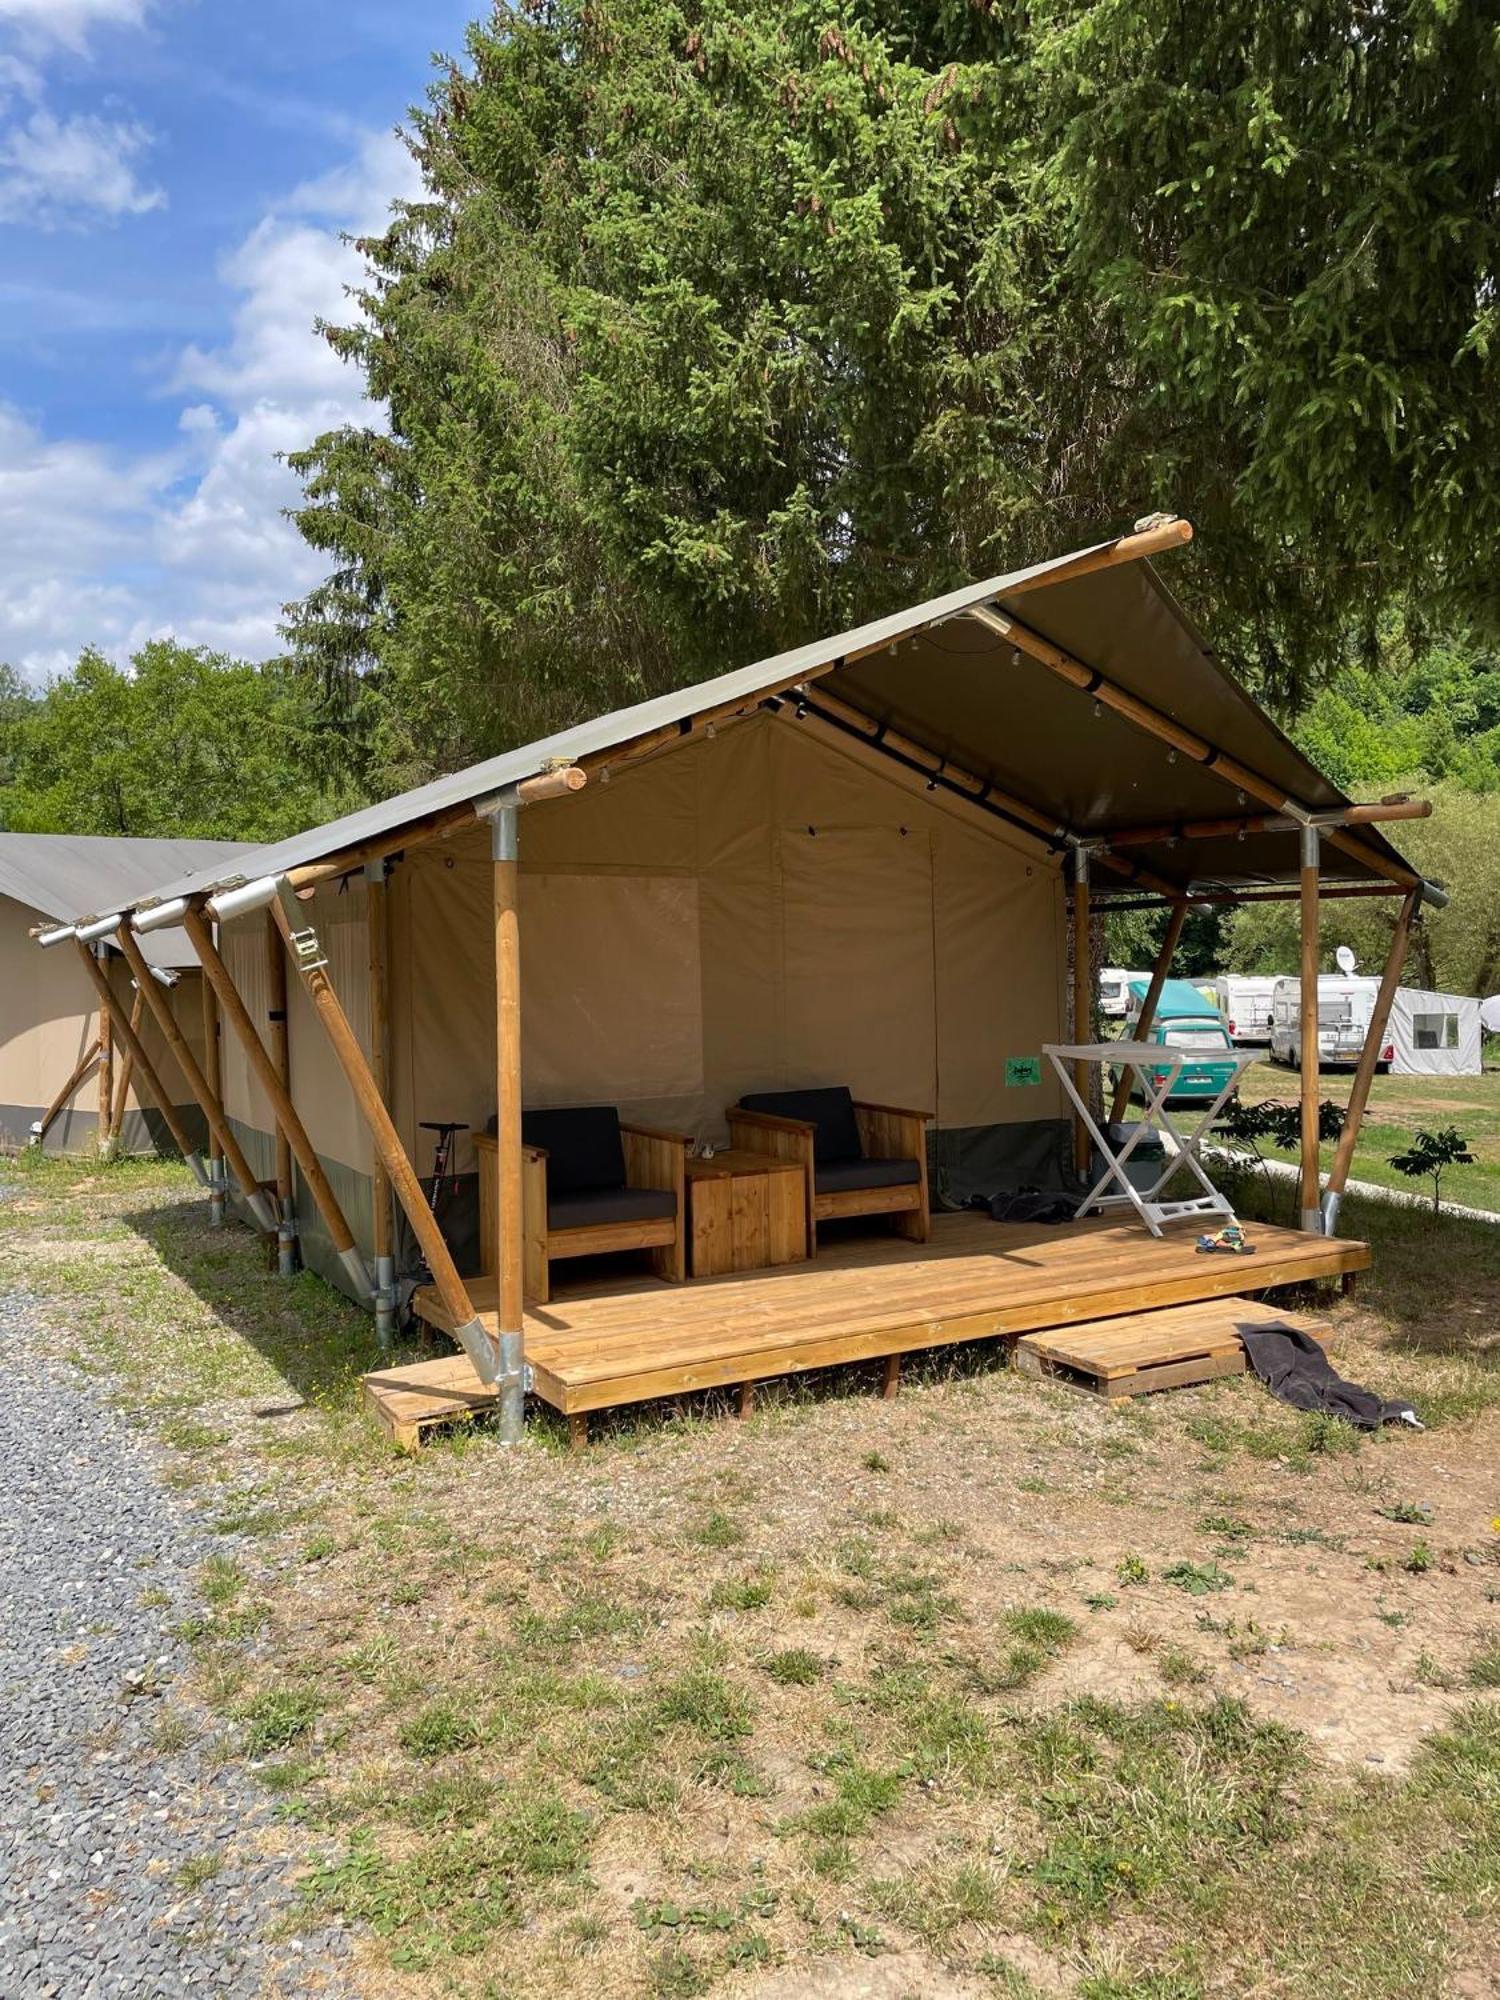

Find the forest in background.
[{"left": 2, "top": 0, "right": 1497, "bottom": 996}]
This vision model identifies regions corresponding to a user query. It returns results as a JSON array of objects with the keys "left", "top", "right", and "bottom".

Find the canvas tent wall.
[
  {"left": 213, "top": 709, "right": 1068, "bottom": 1295},
  {"left": 1388, "top": 988, "right": 1482, "bottom": 1077},
  {"left": 0, "top": 834, "right": 251, "bottom": 1154}
]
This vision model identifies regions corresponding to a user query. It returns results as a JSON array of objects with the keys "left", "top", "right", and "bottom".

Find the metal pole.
[
  {"left": 1108, "top": 900, "right": 1187, "bottom": 1125},
  {"left": 1298, "top": 824, "right": 1323, "bottom": 1232}
]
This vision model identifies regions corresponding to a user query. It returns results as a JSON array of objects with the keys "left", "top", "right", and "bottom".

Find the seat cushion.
[
  {"left": 740, "top": 1086, "right": 862, "bottom": 1164},
  {"left": 548, "top": 1185, "right": 678, "bottom": 1232},
  {"left": 814, "top": 1156, "right": 920, "bottom": 1196},
  {"left": 520, "top": 1105, "right": 626, "bottom": 1195}
]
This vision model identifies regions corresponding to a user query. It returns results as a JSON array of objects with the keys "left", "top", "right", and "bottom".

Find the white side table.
[{"left": 1044, "top": 1040, "right": 1258, "bottom": 1237}]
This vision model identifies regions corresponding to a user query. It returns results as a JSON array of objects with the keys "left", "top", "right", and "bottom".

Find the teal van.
[{"left": 1124, "top": 977, "right": 1240, "bottom": 1104}]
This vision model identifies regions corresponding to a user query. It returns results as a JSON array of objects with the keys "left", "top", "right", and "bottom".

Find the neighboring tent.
[
  {"left": 0, "top": 834, "right": 252, "bottom": 1154},
  {"left": 1480, "top": 995, "right": 1500, "bottom": 1037},
  {"left": 1387, "top": 987, "right": 1483, "bottom": 1077}
]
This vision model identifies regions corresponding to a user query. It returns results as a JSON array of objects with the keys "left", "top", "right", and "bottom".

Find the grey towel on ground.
[{"left": 1236, "top": 1320, "right": 1422, "bottom": 1431}]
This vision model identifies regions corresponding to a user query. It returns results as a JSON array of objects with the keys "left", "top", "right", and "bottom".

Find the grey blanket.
[{"left": 1236, "top": 1320, "right": 1421, "bottom": 1431}]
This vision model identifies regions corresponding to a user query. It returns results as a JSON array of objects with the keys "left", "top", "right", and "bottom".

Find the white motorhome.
[
  {"left": 1211, "top": 974, "right": 1278, "bottom": 1046},
  {"left": 1098, "top": 967, "right": 1141, "bottom": 1021},
  {"left": 1270, "top": 975, "right": 1387, "bottom": 1070}
]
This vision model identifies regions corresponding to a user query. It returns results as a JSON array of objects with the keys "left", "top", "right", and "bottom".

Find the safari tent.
[
  {"left": 1388, "top": 988, "right": 1483, "bottom": 1077},
  {"left": 32, "top": 520, "right": 1448, "bottom": 1442},
  {"left": 1, "top": 833, "right": 250, "bottom": 1157}
]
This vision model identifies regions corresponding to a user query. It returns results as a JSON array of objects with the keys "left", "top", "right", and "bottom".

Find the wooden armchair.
[
  {"left": 726, "top": 1086, "right": 931, "bottom": 1254},
  {"left": 476, "top": 1105, "right": 690, "bottom": 1305}
]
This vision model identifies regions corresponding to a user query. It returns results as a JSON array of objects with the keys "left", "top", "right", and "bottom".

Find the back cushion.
[
  {"left": 521, "top": 1105, "right": 626, "bottom": 1194},
  {"left": 740, "top": 1086, "right": 862, "bottom": 1164}
]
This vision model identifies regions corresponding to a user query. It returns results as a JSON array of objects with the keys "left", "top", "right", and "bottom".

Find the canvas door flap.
[
  {"left": 777, "top": 826, "right": 937, "bottom": 1113},
  {"left": 933, "top": 827, "right": 1066, "bottom": 1127},
  {"left": 521, "top": 872, "right": 705, "bottom": 1119}
]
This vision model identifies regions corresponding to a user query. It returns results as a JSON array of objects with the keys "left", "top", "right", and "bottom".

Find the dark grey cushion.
[
  {"left": 740, "top": 1086, "right": 862, "bottom": 1164},
  {"left": 814, "top": 1157, "right": 920, "bottom": 1196},
  {"left": 548, "top": 1186, "right": 677, "bottom": 1232},
  {"left": 520, "top": 1105, "right": 625, "bottom": 1195}
]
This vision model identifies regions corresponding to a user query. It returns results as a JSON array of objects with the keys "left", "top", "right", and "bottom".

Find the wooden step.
[
  {"left": 1014, "top": 1297, "right": 1332, "bottom": 1401},
  {"left": 362, "top": 1354, "right": 498, "bottom": 1452}
]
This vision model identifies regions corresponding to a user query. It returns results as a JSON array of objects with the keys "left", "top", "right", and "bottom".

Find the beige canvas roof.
[{"left": 42, "top": 527, "right": 1420, "bottom": 922}]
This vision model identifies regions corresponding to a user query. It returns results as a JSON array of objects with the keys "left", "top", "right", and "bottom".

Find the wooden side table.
[{"left": 686, "top": 1150, "right": 807, "bottom": 1278}]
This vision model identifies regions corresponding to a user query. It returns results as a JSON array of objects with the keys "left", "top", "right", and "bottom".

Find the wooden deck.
[{"left": 406, "top": 1211, "right": 1366, "bottom": 1421}]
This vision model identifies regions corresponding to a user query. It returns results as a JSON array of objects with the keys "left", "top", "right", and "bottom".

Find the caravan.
[
  {"left": 1270, "top": 975, "right": 1388, "bottom": 1070},
  {"left": 1211, "top": 974, "right": 1278, "bottom": 1046},
  {"left": 1098, "top": 967, "right": 1140, "bottom": 1021}
]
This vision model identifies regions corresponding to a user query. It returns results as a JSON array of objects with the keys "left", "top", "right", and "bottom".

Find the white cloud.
[
  {"left": 0, "top": 128, "right": 418, "bottom": 679},
  {"left": 0, "top": 105, "right": 163, "bottom": 222},
  {"left": 0, "top": 1, "right": 147, "bottom": 56}
]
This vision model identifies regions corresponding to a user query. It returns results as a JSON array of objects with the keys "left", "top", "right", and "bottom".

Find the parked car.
[
  {"left": 1269, "top": 975, "right": 1389, "bottom": 1070},
  {"left": 1125, "top": 977, "right": 1240, "bottom": 1103},
  {"left": 1211, "top": 974, "right": 1278, "bottom": 1047}
]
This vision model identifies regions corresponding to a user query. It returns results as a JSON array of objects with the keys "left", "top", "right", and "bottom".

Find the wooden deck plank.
[{"left": 394, "top": 1213, "right": 1365, "bottom": 1418}]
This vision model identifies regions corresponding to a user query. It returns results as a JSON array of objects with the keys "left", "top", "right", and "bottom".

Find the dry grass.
[{"left": 4, "top": 1150, "right": 1500, "bottom": 1997}]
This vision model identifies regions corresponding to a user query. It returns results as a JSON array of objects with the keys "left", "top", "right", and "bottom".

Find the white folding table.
[{"left": 1043, "top": 1039, "right": 1258, "bottom": 1237}]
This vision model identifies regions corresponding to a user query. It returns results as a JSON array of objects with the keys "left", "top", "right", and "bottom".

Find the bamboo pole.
[
  {"left": 1322, "top": 888, "right": 1420, "bottom": 1234},
  {"left": 183, "top": 904, "right": 363, "bottom": 1279},
  {"left": 1298, "top": 827, "right": 1323, "bottom": 1231},
  {"left": 263, "top": 908, "right": 294, "bottom": 1213},
  {"left": 109, "top": 989, "right": 143, "bottom": 1141},
  {"left": 1071, "top": 850, "right": 1093, "bottom": 1174},
  {"left": 31, "top": 1036, "right": 103, "bottom": 1149},
  {"left": 1108, "top": 901, "right": 1188, "bottom": 1125},
  {"left": 365, "top": 860, "right": 396, "bottom": 1343},
  {"left": 488, "top": 804, "right": 526, "bottom": 1442},
  {"left": 115, "top": 926, "right": 274, "bottom": 1230},
  {"left": 267, "top": 895, "right": 500, "bottom": 1383},
  {"left": 73, "top": 941, "right": 204, "bottom": 1173},
  {"left": 968, "top": 604, "right": 1419, "bottom": 891}
]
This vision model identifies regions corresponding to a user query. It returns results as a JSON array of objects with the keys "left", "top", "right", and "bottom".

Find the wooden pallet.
[
  {"left": 1014, "top": 1297, "right": 1332, "bottom": 1401},
  {"left": 362, "top": 1354, "right": 498, "bottom": 1452}
]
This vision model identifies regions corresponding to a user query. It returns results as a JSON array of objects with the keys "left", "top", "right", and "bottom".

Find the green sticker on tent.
[{"left": 1005, "top": 1056, "right": 1042, "bottom": 1087}]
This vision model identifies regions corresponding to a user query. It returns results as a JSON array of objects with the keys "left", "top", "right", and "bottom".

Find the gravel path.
[{"left": 0, "top": 1285, "right": 355, "bottom": 1999}]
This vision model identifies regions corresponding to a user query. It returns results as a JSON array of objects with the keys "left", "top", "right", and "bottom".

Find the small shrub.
[
  {"left": 1403, "top": 1542, "right": 1435, "bottom": 1575},
  {"left": 1388, "top": 1126, "right": 1475, "bottom": 1215},
  {"left": 1162, "top": 1560, "right": 1233, "bottom": 1596},
  {"left": 1117, "top": 1554, "right": 1150, "bottom": 1587}
]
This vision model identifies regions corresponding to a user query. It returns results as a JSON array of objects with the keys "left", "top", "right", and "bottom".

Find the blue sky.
[{"left": 0, "top": 0, "right": 475, "bottom": 680}]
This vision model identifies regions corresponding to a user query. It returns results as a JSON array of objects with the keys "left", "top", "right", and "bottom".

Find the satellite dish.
[{"left": 1335, "top": 945, "right": 1357, "bottom": 975}]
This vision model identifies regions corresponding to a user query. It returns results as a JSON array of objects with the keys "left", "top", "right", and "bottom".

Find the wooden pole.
[
  {"left": 365, "top": 860, "right": 396, "bottom": 1342},
  {"left": 968, "top": 604, "right": 1419, "bottom": 892},
  {"left": 1101, "top": 798, "right": 1432, "bottom": 848},
  {"left": 114, "top": 926, "right": 274, "bottom": 1228},
  {"left": 31, "top": 1036, "right": 103, "bottom": 1149},
  {"left": 263, "top": 908, "right": 294, "bottom": 1212},
  {"left": 1298, "top": 826, "right": 1323, "bottom": 1231},
  {"left": 199, "top": 959, "right": 224, "bottom": 1221},
  {"left": 183, "top": 904, "right": 363, "bottom": 1274},
  {"left": 96, "top": 1004, "right": 113, "bottom": 1155},
  {"left": 488, "top": 803, "right": 526, "bottom": 1442},
  {"left": 73, "top": 941, "right": 204, "bottom": 1170},
  {"left": 267, "top": 895, "right": 501, "bottom": 1382},
  {"left": 1322, "top": 888, "right": 1419, "bottom": 1233},
  {"left": 1109, "top": 901, "right": 1188, "bottom": 1125},
  {"left": 109, "top": 989, "right": 143, "bottom": 1141},
  {"left": 1003, "top": 517, "right": 1194, "bottom": 597},
  {"left": 1071, "top": 849, "right": 1093, "bottom": 1174}
]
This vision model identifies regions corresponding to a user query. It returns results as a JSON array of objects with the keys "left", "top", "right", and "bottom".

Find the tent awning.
[
  {"left": 40, "top": 524, "right": 1423, "bottom": 927},
  {"left": 0, "top": 833, "right": 254, "bottom": 966}
]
